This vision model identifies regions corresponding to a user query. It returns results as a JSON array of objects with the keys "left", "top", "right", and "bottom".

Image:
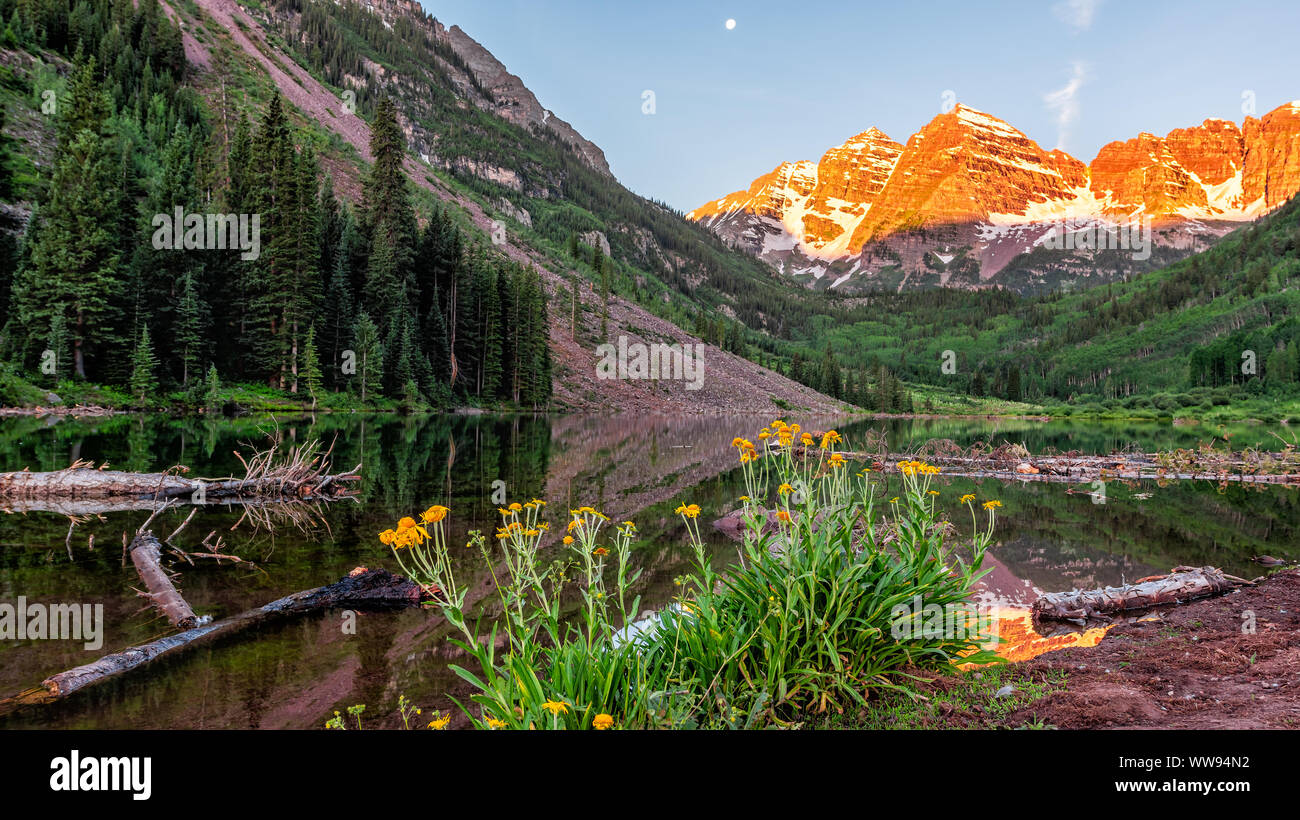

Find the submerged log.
[
  {"left": 0, "top": 569, "right": 422, "bottom": 710},
  {"left": 129, "top": 531, "right": 198, "bottom": 629},
  {"left": 1032, "top": 566, "right": 1254, "bottom": 622}
]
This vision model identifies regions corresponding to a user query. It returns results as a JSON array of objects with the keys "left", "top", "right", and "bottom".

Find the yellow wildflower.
[
  {"left": 421, "top": 505, "right": 449, "bottom": 524},
  {"left": 983, "top": 500, "right": 1003, "bottom": 510},
  {"left": 675, "top": 503, "right": 701, "bottom": 519},
  {"left": 593, "top": 714, "right": 614, "bottom": 731},
  {"left": 541, "top": 700, "right": 569, "bottom": 716}
]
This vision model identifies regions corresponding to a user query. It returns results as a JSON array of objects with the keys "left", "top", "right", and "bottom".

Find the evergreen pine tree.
[
  {"left": 175, "top": 269, "right": 208, "bottom": 386},
  {"left": 11, "top": 56, "right": 120, "bottom": 380},
  {"left": 204, "top": 363, "right": 221, "bottom": 414},
  {"left": 130, "top": 324, "right": 159, "bottom": 402},
  {"left": 352, "top": 312, "right": 383, "bottom": 403},
  {"left": 302, "top": 324, "right": 323, "bottom": 408}
]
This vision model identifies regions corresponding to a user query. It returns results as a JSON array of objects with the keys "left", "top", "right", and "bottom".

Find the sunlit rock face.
[{"left": 689, "top": 101, "right": 1300, "bottom": 289}]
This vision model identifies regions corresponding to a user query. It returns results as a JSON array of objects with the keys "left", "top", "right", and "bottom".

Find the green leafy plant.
[{"left": 381, "top": 422, "right": 1001, "bottom": 729}]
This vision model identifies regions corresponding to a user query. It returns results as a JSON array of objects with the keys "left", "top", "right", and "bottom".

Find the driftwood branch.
[
  {"left": 1032, "top": 565, "right": 1255, "bottom": 622},
  {"left": 129, "top": 531, "right": 199, "bottom": 629},
  {"left": 1, "top": 569, "right": 422, "bottom": 711}
]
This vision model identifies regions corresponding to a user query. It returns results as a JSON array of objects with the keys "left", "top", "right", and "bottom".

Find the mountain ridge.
[
  {"left": 171, "top": 0, "right": 847, "bottom": 413},
  {"left": 688, "top": 101, "right": 1300, "bottom": 294}
]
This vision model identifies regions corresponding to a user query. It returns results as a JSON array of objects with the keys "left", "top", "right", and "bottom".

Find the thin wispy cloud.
[
  {"left": 1044, "top": 61, "right": 1088, "bottom": 151},
  {"left": 1052, "top": 0, "right": 1101, "bottom": 32}
]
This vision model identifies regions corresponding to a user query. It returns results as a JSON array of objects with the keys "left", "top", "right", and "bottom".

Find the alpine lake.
[{"left": 2, "top": 411, "right": 1297, "bottom": 728}]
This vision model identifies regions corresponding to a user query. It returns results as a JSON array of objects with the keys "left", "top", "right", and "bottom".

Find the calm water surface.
[{"left": 1, "top": 412, "right": 1297, "bottom": 728}]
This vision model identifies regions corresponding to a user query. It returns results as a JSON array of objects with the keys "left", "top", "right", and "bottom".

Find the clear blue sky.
[{"left": 419, "top": 0, "right": 1300, "bottom": 211}]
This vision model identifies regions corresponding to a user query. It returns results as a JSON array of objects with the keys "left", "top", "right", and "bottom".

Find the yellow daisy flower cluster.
[
  {"left": 771, "top": 419, "right": 801, "bottom": 447},
  {"left": 570, "top": 505, "right": 608, "bottom": 521},
  {"left": 379, "top": 510, "right": 442, "bottom": 550},
  {"left": 495, "top": 520, "right": 523, "bottom": 540},
  {"left": 732, "top": 436, "right": 758, "bottom": 463},
  {"left": 897, "top": 459, "right": 940, "bottom": 476},
  {"left": 427, "top": 712, "right": 451, "bottom": 730},
  {"left": 674, "top": 503, "right": 701, "bottom": 519},
  {"left": 381, "top": 503, "right": 461, "bottom": 606}
]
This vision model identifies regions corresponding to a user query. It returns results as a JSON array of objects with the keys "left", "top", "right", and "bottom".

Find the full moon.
[{"left": 725, "top": 19, "right": 736, "bottom": 30}]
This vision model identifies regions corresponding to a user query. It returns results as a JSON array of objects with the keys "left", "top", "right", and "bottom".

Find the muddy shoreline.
[{"left": 906, "top": 569, "right": 1300, "bottom": 729}]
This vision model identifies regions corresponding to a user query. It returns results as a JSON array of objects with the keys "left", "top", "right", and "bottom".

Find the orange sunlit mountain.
[{"left": 687, "top": 102, "right": 1300, "bottom": 293}]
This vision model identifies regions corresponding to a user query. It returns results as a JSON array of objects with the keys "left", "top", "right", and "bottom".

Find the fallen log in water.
[
  {"left": 794, "top": 443, "right": 1300, "bottom": 485},
  {"left": 1032, "top": 565, "right": 1255, "bottom": 622},
  {"left": 0, "top": 568, "right": 423, "bottom": 711},
  {"left": 0, "top": 465, "right": 359, "bottom": 502},
  {"left": 129, "top": 531, "right": 198, "bottom": 629},
  {"left": 0, "top": 440, "right": 360, "bottom": 505}
]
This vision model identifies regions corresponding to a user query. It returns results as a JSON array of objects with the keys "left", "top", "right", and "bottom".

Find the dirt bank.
[
  {"left": 879, "top": 569, "right": 1300, "bottom": 729},
  {"left": 999, "top": 568, "right": 1300, "bottom": 729}
]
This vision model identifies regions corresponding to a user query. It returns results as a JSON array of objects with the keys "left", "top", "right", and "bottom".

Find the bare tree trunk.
[
  {"left": 130, "top": 532, "right": 198, "bottom": 629},
  {"left": 74, "top": 309, "right": 87, "bottom": 379},
  {"left": 1033, "top": 566, "right": 1254, "bottom": 622},
  {"left": 290, "top": 316, "right": 299, "bottom": 393},
  {"left": 9, "top": 569, "right": 422, "bottom": 706}
]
